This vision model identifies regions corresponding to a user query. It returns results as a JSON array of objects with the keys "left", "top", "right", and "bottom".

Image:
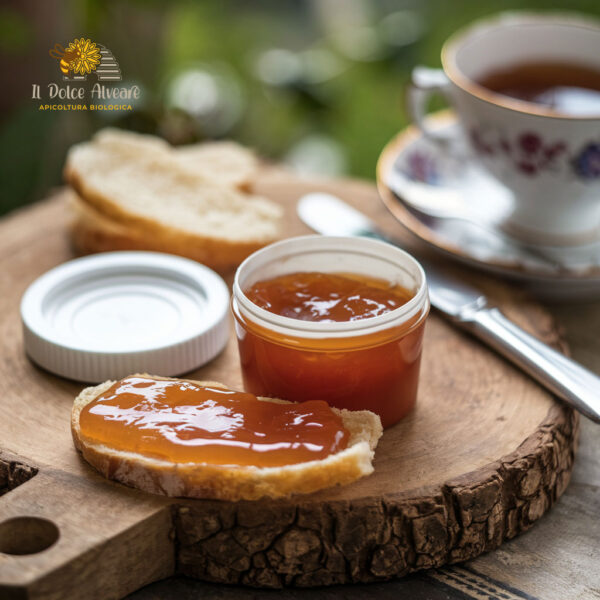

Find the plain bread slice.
[
  {"left": 69, "top": 192, "right": 273, "bottom": 272},
  {"left": 64, "top": 139, "right": 281, "bottom": 244},
  {"left": 93, "top": 128, "right": 258, "bottom": 190}
]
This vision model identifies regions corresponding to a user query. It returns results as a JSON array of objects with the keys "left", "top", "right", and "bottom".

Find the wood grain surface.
[{"left": 0, "top": 174, "right": 578, "bottom": 598}]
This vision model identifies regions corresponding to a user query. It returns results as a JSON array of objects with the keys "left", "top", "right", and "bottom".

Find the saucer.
[{"left": 377, "top": 110, "right": 600, "bottom": 300}]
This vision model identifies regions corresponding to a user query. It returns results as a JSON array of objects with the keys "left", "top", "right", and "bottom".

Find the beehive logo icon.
[{"left": 49, "top": 38, "right": 122, "bottom": 81}]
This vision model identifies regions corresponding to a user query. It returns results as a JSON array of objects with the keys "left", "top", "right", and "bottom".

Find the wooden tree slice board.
[{"left": 0, "top": 175, "right": 578, "bottom": 598}]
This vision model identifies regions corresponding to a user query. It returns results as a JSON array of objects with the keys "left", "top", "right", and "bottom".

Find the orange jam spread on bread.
[
  {"left": 79, "top": 376, "right": 349, "bottom": 467},
  {"left": 245, "top": 272, "right": 412, "bottom": 322}
]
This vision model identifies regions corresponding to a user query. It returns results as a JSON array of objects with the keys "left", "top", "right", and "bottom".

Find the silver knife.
[{"left": 298, "top": 192, "right": 600, "bottom": 423}]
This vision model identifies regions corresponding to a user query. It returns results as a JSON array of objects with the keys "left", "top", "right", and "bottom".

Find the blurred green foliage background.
[{"left": 1, "top": 0, "right": 599, "bottom": 215}]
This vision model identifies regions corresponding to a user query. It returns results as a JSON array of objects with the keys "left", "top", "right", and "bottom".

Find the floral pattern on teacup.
[
  {"left": 573, "top": 142, "right": 600, "bottom": 179},
  {"left": 469, "top": 127, "right": 567, "bottom": 177},
  {"left": 470, "top": 126, "right": 600, "bottom": 181},
  {"left": 400, "top": 150, "right": 439, "bottom": 184}
]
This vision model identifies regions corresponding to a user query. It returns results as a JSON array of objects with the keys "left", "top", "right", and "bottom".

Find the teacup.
[{"left": 408, "top": 13, "right": 600, "bottom": 245}]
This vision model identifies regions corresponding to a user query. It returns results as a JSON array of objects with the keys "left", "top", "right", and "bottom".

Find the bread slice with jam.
[{"left": 71, "top": 375, "right": 383, "bottom": 501}]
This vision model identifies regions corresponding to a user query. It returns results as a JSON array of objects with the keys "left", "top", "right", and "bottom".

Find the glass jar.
[{"left": 231, "top": 236, "right": 429, "bottom": 427}]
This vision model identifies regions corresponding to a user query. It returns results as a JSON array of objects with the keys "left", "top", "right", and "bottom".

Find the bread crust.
[
  {"left": 70, "top": 194, "right": 271, "bottom": 273},
  {"left": 71, "top": 375, "right": 383, "bottom": 501}
]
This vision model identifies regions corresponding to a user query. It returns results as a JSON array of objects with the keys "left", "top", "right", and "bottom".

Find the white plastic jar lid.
[{"left": 21, "top": 251, "right": 230, "bottom": 383}]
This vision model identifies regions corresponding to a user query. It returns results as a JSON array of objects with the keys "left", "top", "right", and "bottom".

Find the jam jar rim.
[{"left": 232, "top": 235, "right": 429, "bottom": 340}]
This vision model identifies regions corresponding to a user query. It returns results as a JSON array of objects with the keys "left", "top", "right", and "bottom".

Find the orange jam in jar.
[
  {"left": 232, "top": 236, "right": 429, "bottom": 428},
  {"left": 245, "top": 272, "right": 413, "bottom": 322},
  {"left": 78, "top": 375, "right": 349, "bottom": 467}
]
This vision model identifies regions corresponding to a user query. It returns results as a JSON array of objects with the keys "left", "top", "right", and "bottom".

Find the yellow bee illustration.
[
  {"left": 49, "top": 43, "right": 79, "bottom": 76},
  {"left": 49, "top": 38, "right": 101, "bottom": 77}
]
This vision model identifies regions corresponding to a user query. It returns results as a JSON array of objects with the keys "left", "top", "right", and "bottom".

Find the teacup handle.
[{"left": 408, "top": 66, "right": 454, "bottom": 142}]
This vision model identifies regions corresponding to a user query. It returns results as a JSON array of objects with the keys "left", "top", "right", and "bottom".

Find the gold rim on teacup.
[{"left": 441, "top": 12, "right": 600, "bottom": 121}]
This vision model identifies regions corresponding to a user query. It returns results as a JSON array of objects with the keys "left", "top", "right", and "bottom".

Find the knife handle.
[{"left": 461, "top": 307, "right": 600, "bottom": 423}]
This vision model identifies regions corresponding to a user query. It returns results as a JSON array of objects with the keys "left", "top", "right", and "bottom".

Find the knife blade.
[{"left": 297, "top": 192, "right": 600, "bottom": 422}]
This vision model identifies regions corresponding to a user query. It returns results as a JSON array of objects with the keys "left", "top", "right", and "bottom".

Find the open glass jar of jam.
[{"left": 232, "top": 236, "right": 429, "bottom": 427}]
